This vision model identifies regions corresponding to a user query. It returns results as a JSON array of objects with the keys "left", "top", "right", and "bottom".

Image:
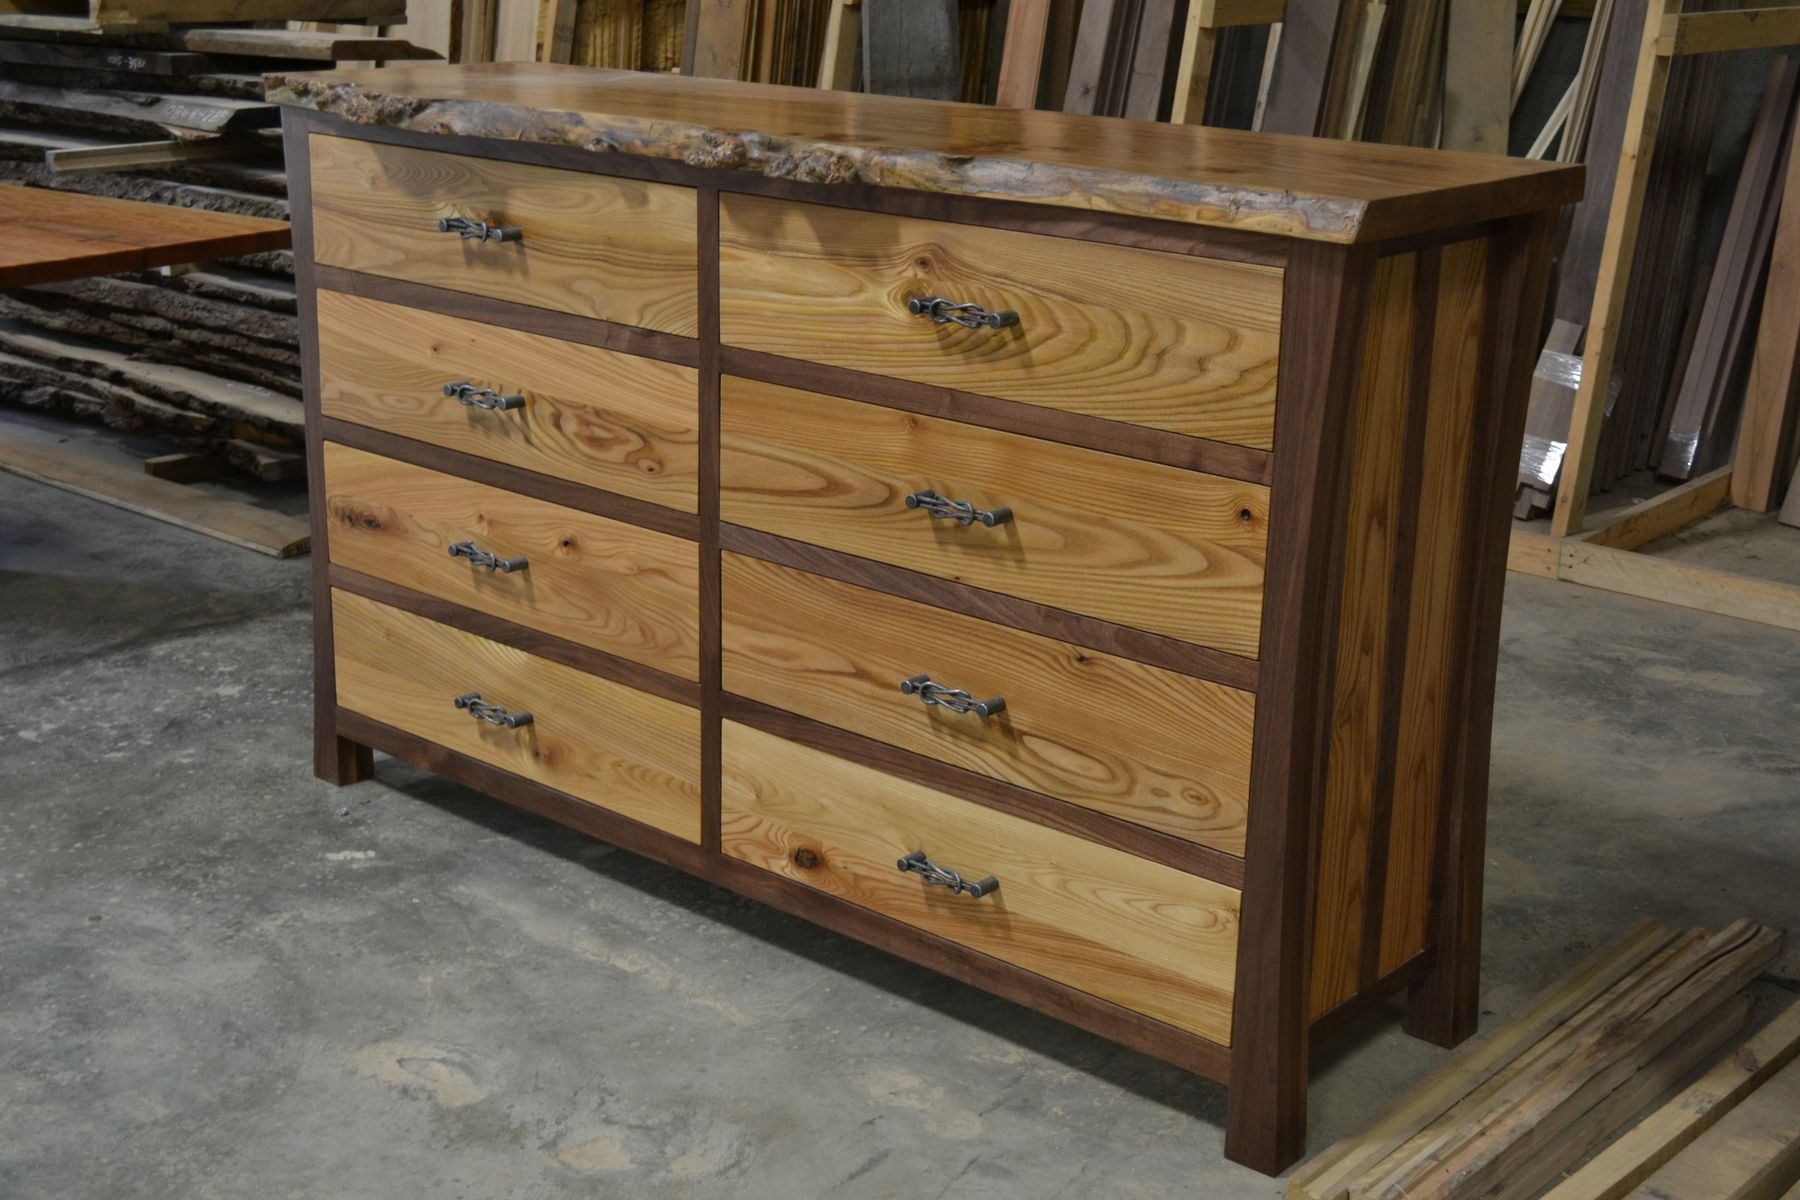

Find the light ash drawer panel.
[
  {"left": 718, "top": 375, "right": 1270, "bottom": 657},
  {"left": 721, "top": 721, "right": 1240, "bottom": 1043},
  {"left": 309, "top": 134, "right": 699, "bottom": 336},
  {"left": 318, "top": 290, "right": 700, "bottom": 511},
  {"left": 333, "top": 590, "right": 702, "bottom": 842},
  {"left": 323, "top": 443, "right": 701, "bottom": 682},
  {"left": 722, "top": 553, "right": 1255, "bottom": 853},
  {"left": 719, "top": 194, "right": 1282, "bottom": 448}
]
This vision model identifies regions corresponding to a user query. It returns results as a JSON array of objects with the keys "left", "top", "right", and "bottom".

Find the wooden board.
[
  {"left": 1545, "top": 1000, "right": 1800, "bottom": 1200},
  {"left": 316, "top": 290, "right": 701, "bottom": 512},
  {"left": 720, "top": 551, "right": 1256, "bottom": 852},
  {"left": 0, "top": 413, "right": 307, "bottom": 558},
  {"left": 720, "top": 719, "right": 1241, "bottom": 1043},
  {"left": 0, "top": 79, "right": 276, "bottom": 135},
  {"left": 0, "top": 183, "right": 289, "bottom": 288},
  {"left": 1310, "top": 251, "right": 1419, "bottom": 1017},
  {"left": 995, "top": 0, "right": 1053, "bottom": 108},
  {"left": 333, "top": 589, "right": 702, "bottom": 841},
  {"left": 0, "top": 0, "right": 404, "bottom": 33},
  {"left": 171, "top": 26, "right": 439, "bottom": 60},
  {"left": 1734, "top": 82, "right": 1800, "bottom": 512},
  {"left": 308, "top": 134, "right": 699, "bottom": 337},
  {"left": 1442, "top": 0, "right": 1511, "bottom": 153},
  {"left": 322, "top": 443, "right": 702, "bottom": 682},
  {"left": 1380, "top": 236, "right": 1487, "bottom": 974},
  {"left": 718, "top": 375, "right": 1271, "bottom": 657},
  {"left": 268, "top": 63, "right": 1587, "bottom": 243},
  {"left": 1622, "top": 1054, "right": 1800, "bottom": 1200},
  {"left": 718, "top": 193, "right": 1284, "bottom": 447}
]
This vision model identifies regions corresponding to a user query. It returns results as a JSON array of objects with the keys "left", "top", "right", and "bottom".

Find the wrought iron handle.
[
  {"left": 905, "top": 489, "right": 1013, "bottom": 528},
  {"left": 454, "top": 692, "right": 534, "bottom": 729},
  {"left": 448, "top": 539, "right": 528, "bottom": 574},
  {"left": 897, "top": 849, "right": 998, "bottom": 899},
  {"left": 900, "top": 674, "right": 1005, "bottom": 719},
  {"left": 437, "top": 215, "right": 522, "bottom": 243},
  {"left": 908, "top": 295, "right": 1020, "bottom": 330},
  {"left": 443, "top": 381, "right": 525, "bottom": 412}
]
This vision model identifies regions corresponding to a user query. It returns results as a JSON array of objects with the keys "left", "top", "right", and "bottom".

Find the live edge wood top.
[{"left": 268, "top": 63, "right": 1583, "bottom": 244}]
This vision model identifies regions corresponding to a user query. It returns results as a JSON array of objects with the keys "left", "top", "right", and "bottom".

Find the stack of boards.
[
  {"left": 0, "top": 15, "right": 435, "bottom": 481},
  {"left": 1288, "top": 919, "right": 1798, "bottom": 1200}
]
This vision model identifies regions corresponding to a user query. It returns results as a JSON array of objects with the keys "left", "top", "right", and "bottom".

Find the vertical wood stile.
[
  {"left": 1309, "top": 250, "right": 1420, "bottom": 1019},
  {"left": 1226, "top": 241, "right": 1377, "bottom": 1175},
  {"left": 1405, "top": 211, "right": 1559, "bottom": 1046},
  {"left": 286, "top": 111, "right": 373, "bottom": 787}
]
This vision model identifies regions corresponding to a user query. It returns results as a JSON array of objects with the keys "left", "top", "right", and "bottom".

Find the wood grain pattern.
[
  {"left": 318, "top": 290, "right": 700, "bottom": 511},
  {"left": 1310, "top": 250, "right": 1421, "bottom": 1019},
  {"left": 1379, "top": 237, "right": 1489, "bottom": 976},
  {"left": 718, "top": 375, "right": 1270, "bottom": 656},
  {"left": 720, "top": 720, "right": 1241, "bottom": 1043},
  {"left": 309, "top": 133, "right": 699, "bottom": 335},
  {"left": 323, "top": 443, "right": 702, "bottom": 681},
  {"left": 0, "top": 183, "right": 290, "bottom": 288},
  {"left": 333, "top": 589, "right": 702, "bottom": 841},
  {"left": 269, "top": 63, "right": 1585, "bottom": 243},
  {"left": 721, "top": 552, "right": 1256, "bottom": 852},
  {"left": 719, "top": 193, "right": 1283, "bottom": 447}
]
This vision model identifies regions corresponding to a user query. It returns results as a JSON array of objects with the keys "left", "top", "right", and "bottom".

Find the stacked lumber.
[
  {"left": 1288, "top": 919, "right": 1789, "bottom": 1200},
  {"left": 0, "top": 17, "right": 436, "bottom": 478}
]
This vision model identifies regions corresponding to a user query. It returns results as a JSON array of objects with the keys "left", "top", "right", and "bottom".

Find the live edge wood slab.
[
  {"left": 275, "top": 64, "right": 1581, "bottom": 1176},
  {"left": 266, "top": 63, "right": 1580, "bottom": 243}
]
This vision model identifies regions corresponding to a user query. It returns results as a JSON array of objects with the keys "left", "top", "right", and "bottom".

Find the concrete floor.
[{"left": 3, "top": 469, "right": 1797, "bottom": 1200}]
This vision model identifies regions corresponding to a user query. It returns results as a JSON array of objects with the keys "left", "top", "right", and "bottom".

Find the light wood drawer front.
[
  {"left": 318, "top": 291, "right": 700, "bottom": 511},
  {"left": 334, "top": 590, "right": 702, "bottom": 841},
  {"left": 722, "top": 553, "right": 1255, "bottom": 853},
  {"left": 309, "top": 134, "right": 699, "bottom": 336},
  {"left": 719, "top": 376, "right": 1269, "bottom": 656},
  {"left": 721, "top": 721, "right": 1240, "bottom": 1042},
  {"left": 719, "top": 194, "right": 1282, "bottom": 447},
  {"left": 323, "top": 443, "right": 701, "bottom": 681}
]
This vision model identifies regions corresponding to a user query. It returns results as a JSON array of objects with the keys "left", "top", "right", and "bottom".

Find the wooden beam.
[
  {"left": 1559, "top": 541, "right": 1800, "bottom": 629},
  {"left": 1515, "top": 0, "right": 1565, "bottom": 112},
  {"left": 1172, "top": 0, "right": 1222, "bottom": 122},
  {"left": 536, "top": 0, "right": 578, "bottom": 62},
  {"left": 1619, "top": 1055, "right": 1800, "bottom": 1200},
  {"left": 1579, "top": 467, "right": 1734, "bottom": 551},
  {"left": 1543, "top": 1001, "right": 1800, "bottom": 1200},
  {"left": 1286, "top": 923, "right": 1679, "bottom": 1200},
  {"left": 996, "top": 0, "right": 1053, "bottom": 108},
  {"left": 1195, "top": 0, "right": 1290, "bottom": 26},
  {"left": 1553, "top": 0, "right": 1678, "bottom": 536},
  {"left": 1659, "top": 6, "right": 1800, "bottom": 58},
  {"left": 817, "top": 0, "right": 862, "bottom": 89},
  {"left": 45, "top": 137, "right": 269, "bottom": 175},
  {"left": 1734, "top": 85, "right": 1800, "bottom": 510},
  {"left": 1258, "top": 0, "right": 1342, "bottom": 135}
]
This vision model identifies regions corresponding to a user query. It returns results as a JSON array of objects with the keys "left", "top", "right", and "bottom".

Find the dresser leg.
[
  {"left": 316, "top": 732, "right": 374, "bottom": 786},
  {"left": 1224, "top": 1064, "right": 1308, "bottom": 1175}
]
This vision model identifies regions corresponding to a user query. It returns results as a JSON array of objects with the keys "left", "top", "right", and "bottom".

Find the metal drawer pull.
[
  {"left": 908, "top": 295, "right": 1019, "bottom": 330},
  {"left": 905, "top": 489, "right": 1012, "bottom": 528},
  {"left": 900, "top": 673, "right": 1005, "bottom": 719},
  {"left": 437, "top": 215, "right": 522, "bottom": 244},
  {"left": 443, "top": 381, "right": 525, "bottom": 412},
  {"left": 454, "top": 692, "right": 534, "bottom": 729},
  {"left": 448, "top": 540, "right": 528, "bottom": 574},
  {"left": 897, "top": 849, "right": 998, "bottom": 899}
]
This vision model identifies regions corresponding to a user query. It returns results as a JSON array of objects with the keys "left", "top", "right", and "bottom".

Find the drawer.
[
  {"left": 323, "top": 443, "right": 701, "bottom": 681},
  {"left": 719, "top": 375, "right": 1269, "bottom": 657},
  {"left": 719, "top": 194, "right": 1282, "bottom": 447},
  {"left": 318, "top": 290, "right": 700, "bottom": 511},
  {"left": 722, "top": 553, "right": 1254, "bottom": 853},
  {"left": 333, "top": 590, "right": 702, "bottom": 842},
  {"left": 309, "top": 134, "right": 699, "bottom": 336},
  {"left": 721, "top": 722, "right": 1240, "bottom": 1043}
]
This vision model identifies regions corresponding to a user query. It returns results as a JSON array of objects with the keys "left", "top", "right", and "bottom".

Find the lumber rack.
[{"left": 1510, "top": 0, "right": 1800, "bottom": 633}]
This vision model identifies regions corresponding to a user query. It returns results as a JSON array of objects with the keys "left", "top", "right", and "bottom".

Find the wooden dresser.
[{"left": 274, "top": 64, "right": 1581, "bottom": 1174}]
